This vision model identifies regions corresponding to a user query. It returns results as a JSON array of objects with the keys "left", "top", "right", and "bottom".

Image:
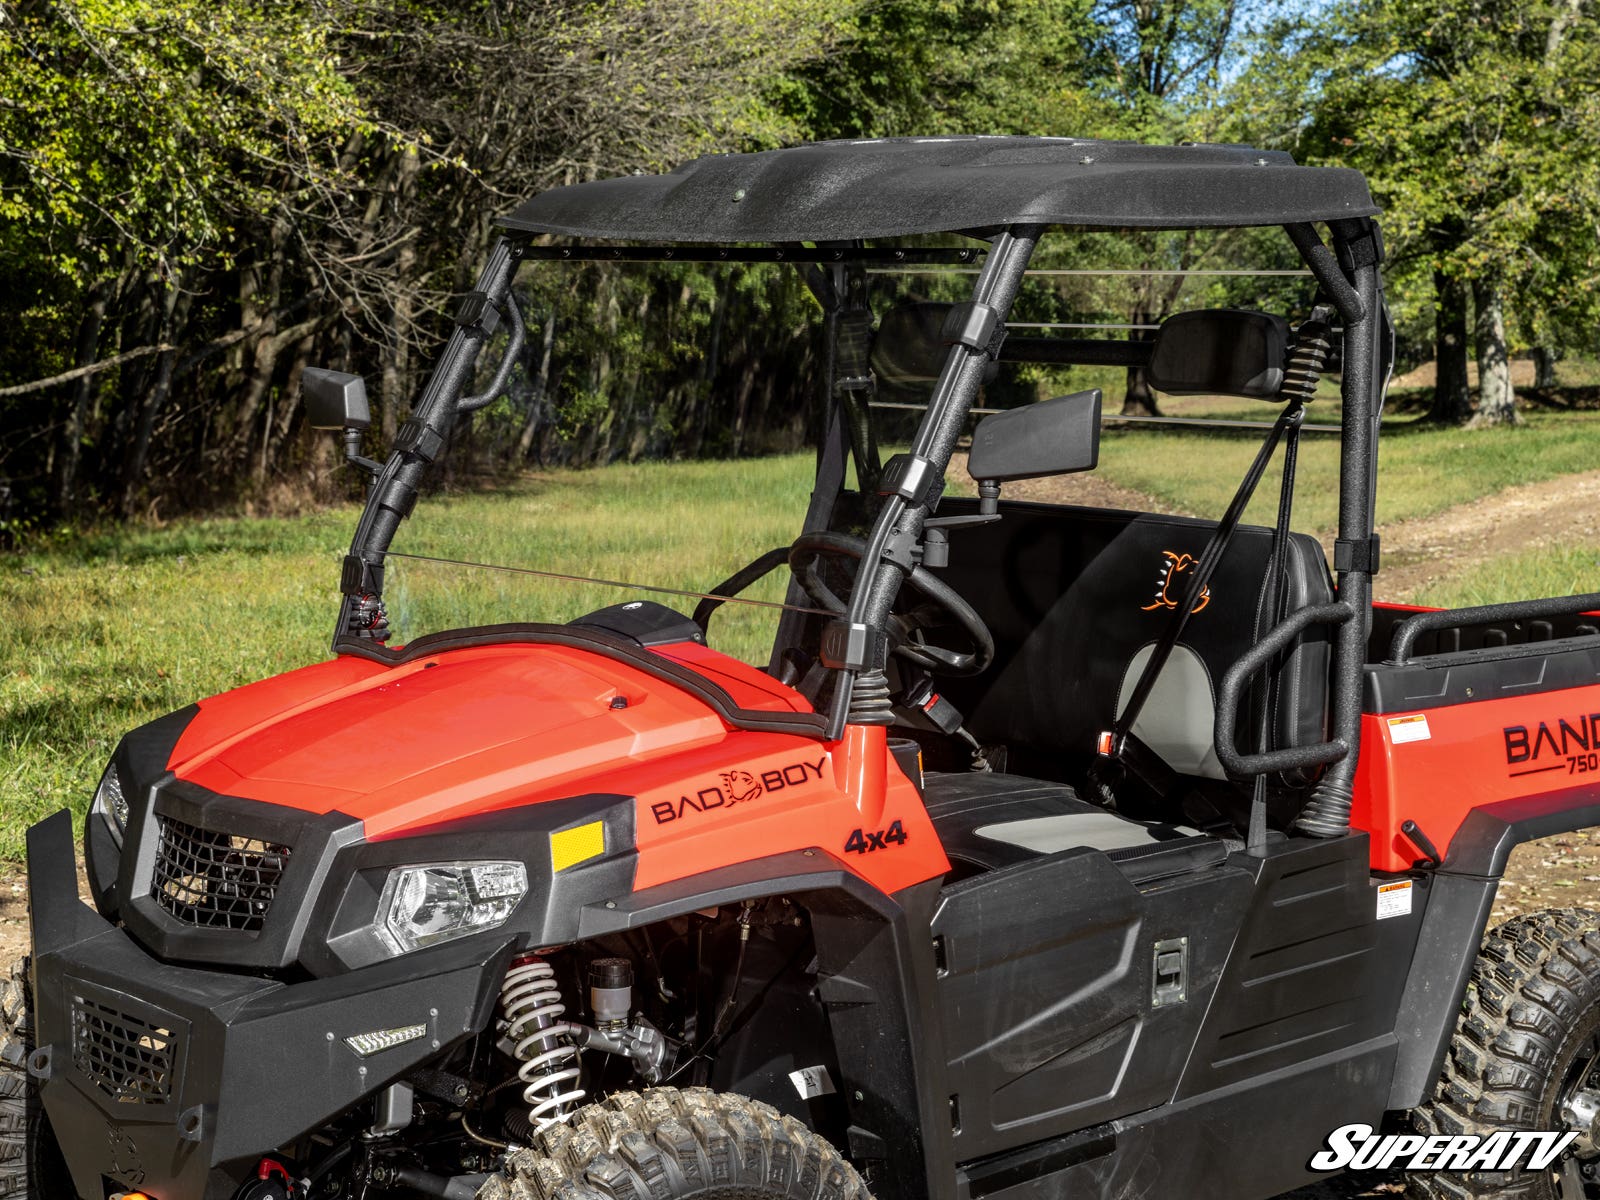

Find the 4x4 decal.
[
  {"left": 651, "top": 756, "right": 827, "bottom": 824},
  {"left": 845, "top": 820, "right": 908, "bottom": 855}
]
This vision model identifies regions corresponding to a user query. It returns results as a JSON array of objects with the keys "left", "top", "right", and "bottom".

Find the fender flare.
[
  {"left": 570, "top": 850, "right": 955, "bottom": 1200},
  {"left": 1387, "top": 785, "right": 1600, "bottom": 1110}
]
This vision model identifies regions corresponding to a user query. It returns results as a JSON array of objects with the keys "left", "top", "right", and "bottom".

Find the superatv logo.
[
  {"left": 650, "top": 757, "right": 827, "bottom": 824},
  {"left": 1310, "top": 1124, "right": 1577, "bottom": 1172},
  {"left": 1503, "top": 710, "right": 1600, "bottom": 777}
]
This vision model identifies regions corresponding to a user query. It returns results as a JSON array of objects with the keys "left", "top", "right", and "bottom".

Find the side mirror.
[
  {"left": 302, "top": 368, "right": 371, "bottom": 431},
  {"left": 967, "top": 389, "right": 1101, "bottom": 484},
  {"left": 1147, "top": 310, "right": 1288, "bottom": 399}
]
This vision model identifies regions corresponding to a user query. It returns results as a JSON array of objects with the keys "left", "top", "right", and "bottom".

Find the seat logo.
[{"left": 1142, "top": 550, "right": 1211, "bottom": 614}]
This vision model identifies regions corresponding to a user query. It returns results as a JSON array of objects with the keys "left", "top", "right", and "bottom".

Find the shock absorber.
[{"left": 500, "top": 956, "right": 585, "bottom": 1135}]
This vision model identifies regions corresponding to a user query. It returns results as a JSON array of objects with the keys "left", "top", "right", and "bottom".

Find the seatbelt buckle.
[{"left": 1096, "top": 731, "right": 1120, "bottom": 758}]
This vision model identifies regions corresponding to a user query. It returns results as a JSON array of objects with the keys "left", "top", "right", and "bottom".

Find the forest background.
[{"left": 1, "top": 0, "right": 1597, "bottom": 534}]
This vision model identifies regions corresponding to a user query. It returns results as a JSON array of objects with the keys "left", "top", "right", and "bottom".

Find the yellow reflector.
[{"left": 550, "top": 821, "right": 606, "bottom": 872}]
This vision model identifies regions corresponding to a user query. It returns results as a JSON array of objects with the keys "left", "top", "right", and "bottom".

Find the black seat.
[{"left": 935, "top": 502, "right": 1334, "bottom": 793}]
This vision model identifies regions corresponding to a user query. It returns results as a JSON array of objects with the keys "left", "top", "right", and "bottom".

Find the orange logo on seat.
[{"left": 1142, "top": 550, "right": 1211, "bottom": 614}]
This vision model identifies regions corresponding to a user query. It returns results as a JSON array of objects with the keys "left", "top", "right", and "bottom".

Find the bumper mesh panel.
[
  {"left": 71, "top": 996, "right": 175, "bottom": 1104},
  {"left": 151, "top": 816, "right": 290, "bottom": 932}
]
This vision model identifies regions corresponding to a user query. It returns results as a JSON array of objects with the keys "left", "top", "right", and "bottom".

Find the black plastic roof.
[{"left": 500, "top": 136, "right": 1378, "bottom": 242}]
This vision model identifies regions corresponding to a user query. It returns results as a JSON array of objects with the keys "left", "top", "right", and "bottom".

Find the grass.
[
  {"left": 0, "top": 456, "right": 814, "bottom": 862},
  {"left": 1088, "top": 394, "right": 1600, "bottom": 533},
  {"left": 5, "top": 405, "right": 1600, "bottom": 863},
  {"left": 1413, "top": 543, "right": 1600, "bottom": 609}
]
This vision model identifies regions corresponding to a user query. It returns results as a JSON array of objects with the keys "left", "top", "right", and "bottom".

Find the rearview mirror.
[
  {"left": 1147, "top": 310, "right": 1288, "bottom": 399},
  {"left": 967, "top": 390, "right": 1101, "bottom": 483},
  {"left": 302, "top": 368, "right": 371, "bottom": 431}
]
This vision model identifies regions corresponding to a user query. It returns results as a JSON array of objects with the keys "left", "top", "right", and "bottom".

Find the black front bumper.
[{"left": 28, "top": 810, "right": 512, "bottom": 1200}]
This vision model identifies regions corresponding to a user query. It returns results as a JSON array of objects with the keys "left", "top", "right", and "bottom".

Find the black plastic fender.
[{"left": 1387, "top": 784, "right": 1600, "bottom": 1110}]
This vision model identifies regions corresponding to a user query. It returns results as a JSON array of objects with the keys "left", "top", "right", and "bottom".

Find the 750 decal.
[{"left": 650, "top": 757, "right": 827, "bottom": 825}]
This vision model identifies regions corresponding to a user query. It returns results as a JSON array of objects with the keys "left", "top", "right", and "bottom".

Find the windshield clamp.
[
  {"left": 454, "top": 291, "right": 503, "bottom": 335},
  {"left": 941, "top": 301, "right": 1007, "bottom": 358},
  {"left": 877, "top": 454, "right": 942, "bottom": 508},
  {"left": 395, "top": 418, "right": 447, "bottom": 463},
  {"left": 820, "top": 621, "right": 887, "bottom": 672}
]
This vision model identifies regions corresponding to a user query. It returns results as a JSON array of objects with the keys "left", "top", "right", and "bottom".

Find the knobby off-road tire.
[
  {"left": 0, "top": 957, "right": 71, "bottom": 1199},
  {"left": 1411, "top": 908, "right": 1600, "bottom": 1200},
  {"left": 476, "top": 1087, "right": 873, "bottom": 1200}
]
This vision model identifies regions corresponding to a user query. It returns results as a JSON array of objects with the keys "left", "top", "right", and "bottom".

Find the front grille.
[
  {"left": 71, "top": 996, "right": 175, "bottom": 1104},
  {"left": 151, "top": 816, "right": 291, "bottom": 932}
]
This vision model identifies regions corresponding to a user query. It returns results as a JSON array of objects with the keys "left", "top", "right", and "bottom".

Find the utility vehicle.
[{"left": 12, "top": 136, "right": 1600, "bottom": 1200}]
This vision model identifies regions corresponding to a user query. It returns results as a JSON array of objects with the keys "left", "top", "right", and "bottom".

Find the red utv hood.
[{"left": 169, "top": 640, "right": 818, "bottom": 839}]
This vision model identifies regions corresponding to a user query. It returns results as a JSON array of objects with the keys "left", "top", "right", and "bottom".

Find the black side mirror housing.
[
  {"left": 967, "top": 389, "right": 1101, "bottom": 484},
  {"left": 1147, "top": 309, "right": 1288, "bottom": 399},
  {"left": 302, "top": 368, "right": 372, "bottom": 431}
]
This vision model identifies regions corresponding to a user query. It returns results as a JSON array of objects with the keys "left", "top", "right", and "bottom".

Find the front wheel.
[
  {"left": 0, "top": 957, "right": 73, "bottom": 1199},
  {"left": 1412, "top": 909, "right": 1600, "bottom": 1199},
  {"left": 477, "top": 1087, "right": 872, "bottom": 1200}
]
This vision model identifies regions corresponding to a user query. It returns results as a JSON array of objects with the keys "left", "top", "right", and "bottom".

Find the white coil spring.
[{"left": 500, "top": 958, "right": 585, "bottom": 1134}]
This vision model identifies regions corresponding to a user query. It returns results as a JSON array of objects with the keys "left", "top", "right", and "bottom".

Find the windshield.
[{"left": 376, "top": 231, "right": 1330, "bottom": 669}]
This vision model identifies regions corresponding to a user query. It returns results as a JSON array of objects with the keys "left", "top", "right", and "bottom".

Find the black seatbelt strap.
[
  {"left": 1100, "top": 399, "right": 1307, "bottom": 772},
  {"left": 1247, "top": 404, "right": 1305, "bottom": 852}
]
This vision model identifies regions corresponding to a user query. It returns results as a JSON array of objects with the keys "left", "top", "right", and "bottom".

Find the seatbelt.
[
  {"left": 1247, "top": 404, "right": 1306, "bottom": 851},
  {"left": 1097, "top": 398, "right": 1307, "bottom": 787}
]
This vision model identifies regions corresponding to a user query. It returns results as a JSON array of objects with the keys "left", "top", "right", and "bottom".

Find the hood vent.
[{"left": 151, "top": 815, "right": 291, "bottom": 933}]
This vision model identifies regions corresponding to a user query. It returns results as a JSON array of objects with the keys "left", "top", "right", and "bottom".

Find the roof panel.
[{"left": 500, "top": 136, "right": 1378, "bottom": 241}]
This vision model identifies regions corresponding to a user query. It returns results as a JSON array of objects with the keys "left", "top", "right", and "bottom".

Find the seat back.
[{"left": 935, "top": 501, "right": 1334, "bottom": 785}]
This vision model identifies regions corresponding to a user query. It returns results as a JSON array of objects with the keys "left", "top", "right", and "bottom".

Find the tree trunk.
[
  {"left": 1469, "top": 275, "right": 1520, "bottom": 427},
  {"left": 1120, "top": 303, "right": 1162, "bottom": 417},
  {"left": 120, "top": 279, "right": 189, "bottom": 516},
  {"left": 1429, "top": 270, "right": 1473, "bottom": 424},
  {"left": 1533, "top": 346, "right": 1557, "bottom": 389},
  {"left": 56, "top": 280, "right": 110, "bottom": 510},
  {"left": 516, "top": 312, "right": 557, "bottom": 463}
]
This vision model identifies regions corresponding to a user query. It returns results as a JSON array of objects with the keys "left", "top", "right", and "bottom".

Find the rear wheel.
[
  {"left": 0, "top": 957, "right": 73, "bottom": 1199},
  {"left": 476, "top": 1086, "right": 872, "bottom": 1200},
  {"left": 1412, "top": 909, "right": 1600, "bottom": 1199}
]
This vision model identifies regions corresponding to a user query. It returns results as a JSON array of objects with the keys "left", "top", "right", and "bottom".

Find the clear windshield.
[{"left": 381, "top": 233, "right": 1327, "bottom": 665}]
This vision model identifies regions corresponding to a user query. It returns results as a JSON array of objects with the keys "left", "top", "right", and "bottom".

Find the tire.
[
  {"left": 0, "top": 957, "right": 72, "bottom": 1199},
  {"left": 476, "top": 1086, "right": 873, "bottom": 1200},
  {"left": 1411, "top": 908, "right": 1600, "bottom": 1200}
]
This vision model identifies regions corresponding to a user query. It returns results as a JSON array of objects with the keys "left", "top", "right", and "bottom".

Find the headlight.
[
  {"left": 376, "top": 861, "right": 527, "bottom": 956},
  {"left": 91, "top": 765, "right": 129, "bottom": 846}
]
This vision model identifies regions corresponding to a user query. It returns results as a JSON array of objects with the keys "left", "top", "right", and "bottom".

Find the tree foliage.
[{"left": 1238, "top": 0, "right": 1600, "bottom": 423}]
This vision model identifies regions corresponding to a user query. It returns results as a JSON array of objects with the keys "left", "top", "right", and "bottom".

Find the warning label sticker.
[
  {"left": 1377, "top": 880, "right": 1414, "bottom": 920},
  {"left": 789, "top": 1066, "right": 837, "bottom": 1100},
  {"left": 1387, "top": 713, "right": 1432, "bottom": 745}
]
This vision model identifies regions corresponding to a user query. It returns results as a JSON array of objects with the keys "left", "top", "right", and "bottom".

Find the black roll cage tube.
[{"left": 333, "top": 221, "right": 1386, "bottom": 837}]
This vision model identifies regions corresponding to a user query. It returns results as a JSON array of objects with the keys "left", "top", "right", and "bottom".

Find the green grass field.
[{"left": 4, "top": 409, "right": 1598, "bottom": 862}]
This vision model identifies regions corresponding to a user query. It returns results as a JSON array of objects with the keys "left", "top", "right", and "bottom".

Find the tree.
[
  {"left": 0, "top": 0, "right": 866, "bottom": 524},
  {"left": 1242, "top": 0, "right": 1600, "bottom": 426}
]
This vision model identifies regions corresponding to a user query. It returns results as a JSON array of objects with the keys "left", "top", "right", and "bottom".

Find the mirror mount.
[{"left": 302, "top": 367, "right": 381, "bottom": 482}]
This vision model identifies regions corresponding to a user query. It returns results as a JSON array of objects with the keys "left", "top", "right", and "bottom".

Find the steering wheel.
[{"left": 787, "top": 531, "right": 995, "bottom": 677}]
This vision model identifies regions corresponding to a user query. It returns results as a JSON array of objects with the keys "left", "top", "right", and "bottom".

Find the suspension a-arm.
[{"left": 332, "top": 236, "right": 526, "bottom": 646}]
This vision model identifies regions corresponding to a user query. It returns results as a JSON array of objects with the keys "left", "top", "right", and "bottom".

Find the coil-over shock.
[{"left": 500, "top": 956, "right": 585, "bottom": 1134}]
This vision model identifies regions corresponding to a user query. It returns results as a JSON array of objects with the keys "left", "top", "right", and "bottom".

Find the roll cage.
[{"left": 330, "top": 136, "right": 1391, "bottom": 842}]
